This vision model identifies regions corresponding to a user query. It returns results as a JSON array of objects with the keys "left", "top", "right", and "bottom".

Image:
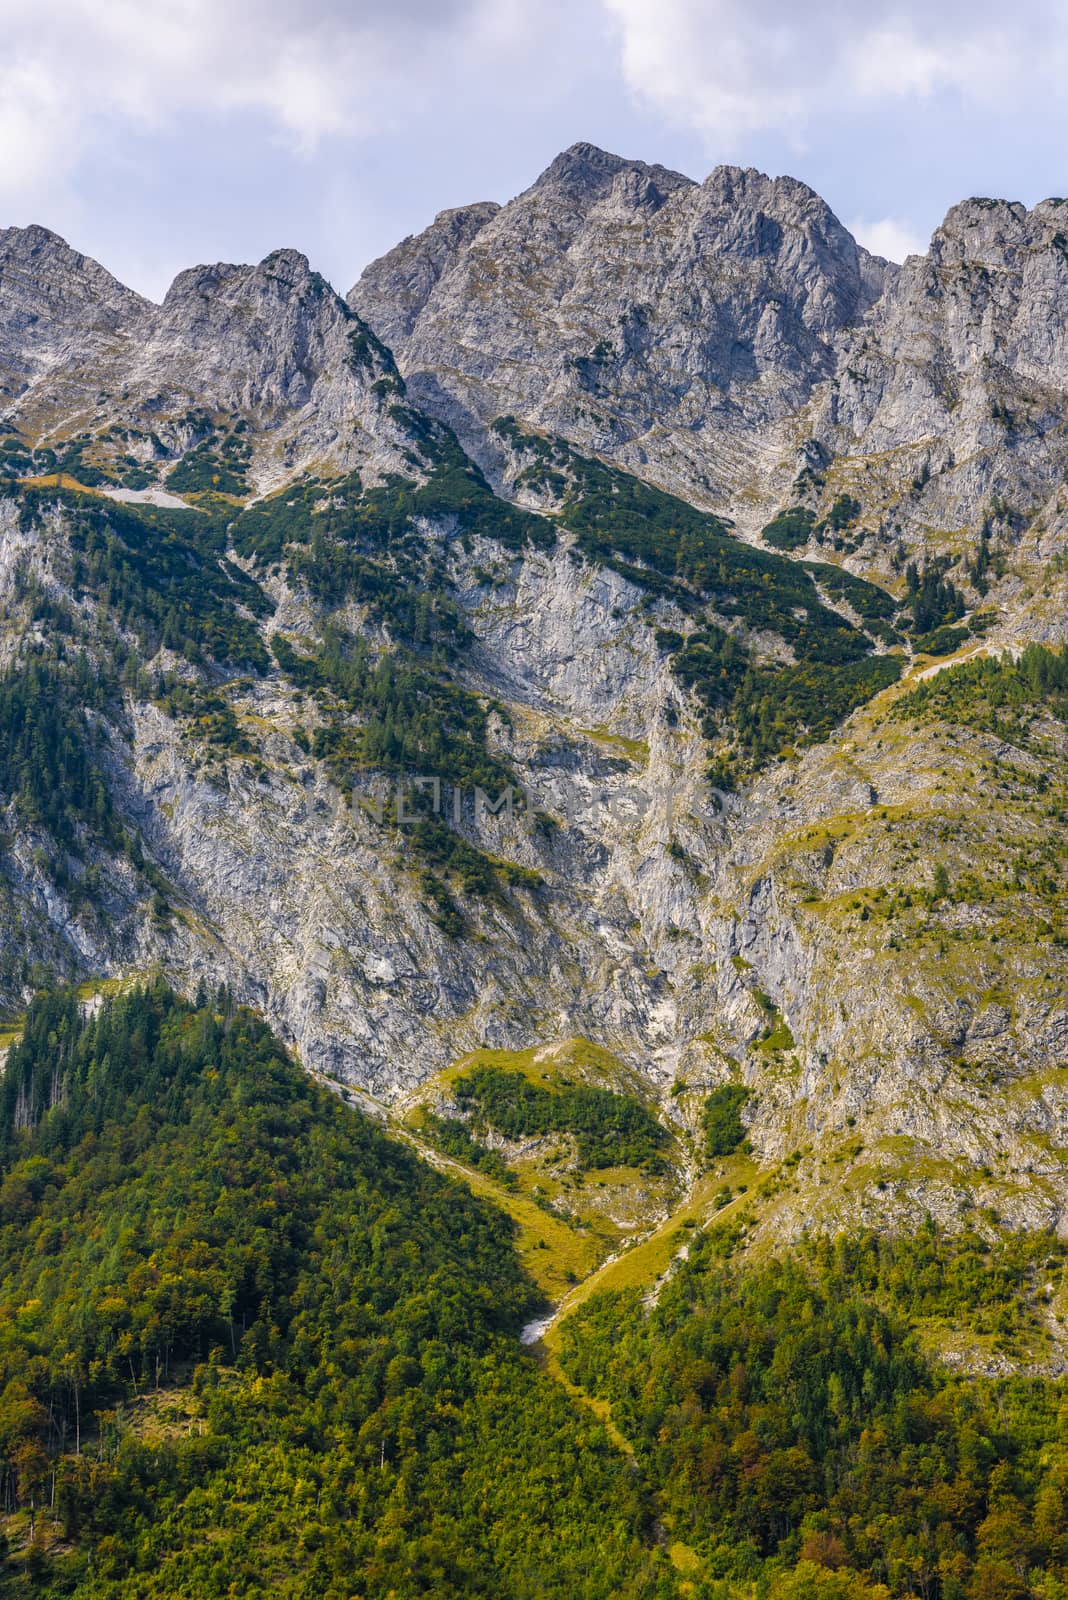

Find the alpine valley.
[{"left": 0, "top": 145, "right": 1066, "bottom": 1597}]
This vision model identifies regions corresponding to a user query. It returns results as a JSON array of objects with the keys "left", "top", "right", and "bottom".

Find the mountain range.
[
  {"left": 1, "top": 137, "right": 1068, "bottom": 1594},
  {"left": 2, "top": 141, "right": 1066, "bottom": 1234}
]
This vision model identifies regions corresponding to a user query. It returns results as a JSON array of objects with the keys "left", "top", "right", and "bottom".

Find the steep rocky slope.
[
  {"left": 351, "top": 146, "right": 1068, "bottom": 591},
  {"left": 809, "top": 197, "right": 1068, "bottom": 577},
  {"left": 0, "top": 224, "right": 148, "bottom": 392},
  {"left": 351, "top": 143, "right": 892, "bottom": 506},
  {"left": 1, "top": 147, "right": 1067, "bottom": 1255}
]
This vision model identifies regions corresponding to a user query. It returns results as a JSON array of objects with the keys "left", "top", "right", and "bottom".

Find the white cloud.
[
  {"left": 600, "top": 0, "right": 1068, "bottom": 145},
  {"left": 0, "top": 0, "right": 512, "bottom": 204},
  {"left": 847, "top": 217, "right": 927, "bottom": 263},
  {"left": 5, "top": 0, "right": 1067, "bottom": 298},
  {"left": 0, "top": 59, "right": 75, "bottom": 194}
]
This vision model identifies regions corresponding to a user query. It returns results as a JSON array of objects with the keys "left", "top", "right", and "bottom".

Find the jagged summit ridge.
[
  {"left": 526, "top": 139, "right": 694, "bottom": 203},
  {"left": 0, "top": 233, "right": 423, "bottom": 485},
  {"left": 344, "top": 144, "right": 1068, "bottom": 565},
  {"left": 349, "top": 143, "right": 892, "bottom": 501},
  {"left": 6, "top": 145, "right": 1068, "bottom": 542}
]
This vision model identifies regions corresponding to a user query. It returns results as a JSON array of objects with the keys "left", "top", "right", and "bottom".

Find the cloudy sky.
[{"left": 3, "top": 0, "right": 1068, "bottom": 299}]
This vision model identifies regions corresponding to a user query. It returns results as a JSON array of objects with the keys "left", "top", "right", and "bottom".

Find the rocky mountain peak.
[
  {"left": 0, "top": 222, "right": 125, "bottom": 278},
  {"left": 0, "top": 225, "right": 149, "bottom": 402},
  {"left": 1030, "top": 195, "right": 1068, "bottom": 224},
  {"left": 528, "top": 140, "right": 693, "bottom": 205},
  {"left": 160, "top": 247, "right": 328, "bottom": 312},
  {"left": 260, "top": 246, "right": 316, "bottom": 278},
  {"left": 928, "top": 195, "right": 1033, "bottom": 266},
  {"left": 0, "top": 231, "right": 417, "bottom": 486},
  {"left": 1, "top": 222, "right": 74, "bottom": 260},
  {"left": 689, "top": 164, "right": 889, "bottom": 326},
  {"left": 349, "top": 147, "right": 895, "bottom": 503},
  {"left": 120, "top": 250, "right": 345, "bottom": 422},
  {"left": 348, "top": 200, "right": 501, "bottom": 348},
  {"left": 701, "top": 162, "right": 794, "bottom": 200},
  {"left": 0, "top": 224, "right": 149, "bottom": 320}
]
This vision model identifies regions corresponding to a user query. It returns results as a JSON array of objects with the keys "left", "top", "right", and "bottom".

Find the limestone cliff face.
[
  {"left": 349, "top": 144, "right": 892, "bottom": 503},
  {"left": 0, "top": 226, "right": 150, "bottom": 430},
  {"left": 1, "top": 489, "right": 1065, "bottom": 1238},
  {"left": 0, "top": 230, "right": 420, "bottom": 486},
  {"left": 2, "top": 147, "right": 1068, "bottom": 1241},
  {"left": 353, "top": 201, "right": 502, "bottom": 350},
  {"left": 816, "top": 197, "right": 1068, "bottom": 560},
  {"left": 0, "top": 225, "right": 147, "bottom": 386}
]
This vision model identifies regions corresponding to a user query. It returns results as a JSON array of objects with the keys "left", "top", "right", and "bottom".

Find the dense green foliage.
[
  {"left": 892, "top": 644, "right": 1068, "bottom": 744},
  {"left": 0, "top": 437, "right": 35, "bottom": 479},
  {"left": 272, "top": 630, "right": 514, "bottom": 796},
  {"left": 904, "top": 560, "right": 966, "bottom": 636},
  {"left": 821, "top": 493, "right": 862, "bottom": 534},
  {"left": 452, "top": 1067, "right": 668, "bottom": 1171},
  {"left": 0, "top": 986, "right": 1064, "bottom": 1597},
  {"left": 166, "top": 431, "right": 251, "bottom": 497},
  {"left": 669, "top": 622, "right": 901, "bottom": 768},
  {"left": 231, "top": 418, "right": 548, "bottom": 641},
  {"left": 559, "top": 1222, "right": 1068, "bottom": 1600},
  {"left": 0, "top": 985, "right": 663, "bottom": 1597},
  {"left": 763, "top": 508, "right": 816, "bottom": 550},
  {"left": 729, "top": 655, "right": 902, "bottom": 764},
  {"left": 15, "top": 486, "right": 270, "bottom": 670},
  {"left": 913, "top": 624, "right": 973, "bottom": 656},
  {"left": 420, "top": 1111, "right": 518, "bottom": 1187},
  {"left": 702, "top": 1084, "right": 750, "bottom": 1158},
  {"left": 803, "top": 561, "right": 899, "bottom": 628},
  {"left": 0, "top": 657, "right": 121, "bottom": 853}
]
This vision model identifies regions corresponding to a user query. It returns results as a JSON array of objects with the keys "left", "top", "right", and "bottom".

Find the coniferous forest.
[
  {"left": 0, "top": 987, "right": 1064, "bottom": 1599},
  {"left": 0, "top": 987, "right": 654, "bottom": 1596}
]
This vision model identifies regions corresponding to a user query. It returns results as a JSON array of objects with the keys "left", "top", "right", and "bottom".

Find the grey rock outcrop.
[
  {"left": 820, "top": 195, "right": 1068, "bottom": 552},
  {"left": 2, "top": 145, "right": 1068, "bottom": 1243},
  {"left": 0, "top": 225, "right": 149, "bottom": 425},
  {"left": 349, "top": 143, "right": 893, "bottom": 502},
  {"left": 0, "top": 231, "right": 422, "bottom": 487},
  {"left": 354, "top": 201, "right": 501, "bottom": 349}
]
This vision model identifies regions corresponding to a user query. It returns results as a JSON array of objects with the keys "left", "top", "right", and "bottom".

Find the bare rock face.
[
  {"left": 354, "top": 201, "right": 501, "bottom": 349},
  {"left": 0, "top": 225, "right": 150, "bottom": 423},
  {"left": 347, "top": 149, "right": 1068, "bottom": 576},
  {"left": 134, "top": 250, "right": 351, "bottom": 415},
  {"left": 120, "top": 249, "right": 421, "bottom": 484},
  {"left": 349, "top": 143, "right": 892, "bottom": 502},
  {"left": 0, "top": 225, "right": 148, "bottom": 382},
  {"left": 0, "top": 233, "right": 420, "bottom": 486},
  {"left": 821, "top": 196, "right": 1068, "bottom": 548},
  {"left": 3, "top": 144, "right": 1068, "bottom": 1244}
]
